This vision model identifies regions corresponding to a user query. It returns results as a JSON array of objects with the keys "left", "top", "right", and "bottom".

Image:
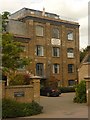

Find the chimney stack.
[{"left": 42, "top": 7, "right": 45, "bottom": 16}]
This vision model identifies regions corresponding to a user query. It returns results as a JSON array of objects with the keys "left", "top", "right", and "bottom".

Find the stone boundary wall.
[
  {"left": 78, "top": 63, "right": 90, "bottom": 83},
  {"left": 1, "top": 77, "right": 40, "bottom": 103},
  {"left": 84, "top": 76, "right": 90, "bottom": 106}
]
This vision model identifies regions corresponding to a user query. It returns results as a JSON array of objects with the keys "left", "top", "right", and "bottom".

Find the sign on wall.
[
  {"left": 14, "top": 91, "right": 24, "bottom": 97},
  {"left": 51, "top": 38, "right": 61, "bottom": 45}
]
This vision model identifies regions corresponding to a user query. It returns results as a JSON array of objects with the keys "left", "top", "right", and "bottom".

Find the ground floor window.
[{"left": 68, "top": 80, "right": 75, "bottom": 86}]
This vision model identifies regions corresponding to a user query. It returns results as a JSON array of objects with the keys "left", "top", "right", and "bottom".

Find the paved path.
[{"left": 23, "top": 93, "right": 88, "bottom": 118}]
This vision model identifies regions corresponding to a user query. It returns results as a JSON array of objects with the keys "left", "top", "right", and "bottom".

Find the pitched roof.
[{"left": 79, "top": 51, "right": 90, "bottom": 69}]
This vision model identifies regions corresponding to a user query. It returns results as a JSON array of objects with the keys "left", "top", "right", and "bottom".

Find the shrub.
[
  {"left": 73, "top": 80, "right": 87, "bottom": 103},
  {"left": 58, "top": 86, "right": 75, "bottom": 93},
  {"left": 9, "top": 73, "right": 30, "bottom": 85},
  {"left": 2, "top": 99, "right": 43, "bottom": 118}
]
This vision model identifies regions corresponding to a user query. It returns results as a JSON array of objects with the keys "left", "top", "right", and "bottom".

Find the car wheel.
[{"left": 47, "top": 92, "right": 50, "bottom": 97}]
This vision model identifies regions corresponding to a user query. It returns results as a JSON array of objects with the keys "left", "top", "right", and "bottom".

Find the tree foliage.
[
  {"left": 73, "top": 80, "right": 86, "bottom": 103},
  {"left": 2, "top": 12, "right": 31, "bottom": 78},
  {"left": 2, "top": 33, "right": 30, "bottom": 76},
  {"left": 9, "top": 73, "right": 30, "bottom": 85},
  {"left": 2, "top": 33, "right": 22, "bottom": 70},
  {"left": 2, "top": 11, "right": 11, "bottom": 32},
  {"left": 80, "top": 45, "right": 90, "bottom": 62}
]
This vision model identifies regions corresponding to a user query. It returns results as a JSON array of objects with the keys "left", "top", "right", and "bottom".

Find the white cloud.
[
  {"left": 78, "top": 16, "right": 88, "bottom": 49},
  {"left": 44, "top": 0, "right": 88, "bottom": 19},
  {"left": 0, "top": 0, "right": 44, "bottom": 13},
  {"left": 80, "top": 36, "right": 88, "bottom": 49},
  {"left": 0, "top": 0, "right": 90, "bottom": 49},
  {"left": 79, "top": 16, "right": 88, "bottom": 36}
]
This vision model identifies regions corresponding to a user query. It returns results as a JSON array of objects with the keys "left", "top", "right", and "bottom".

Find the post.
[
  {"left": 2, "top": 81, "right": 6, "bottom": 98},
  {"left": 84, "top": 76, "right": 90, "bottom": 106},
  {"left": 0, "top": 81, "right": 2, "bottom": 120},
  {"left": 30, "top": 76, "right": 41, "bottom": 103}
]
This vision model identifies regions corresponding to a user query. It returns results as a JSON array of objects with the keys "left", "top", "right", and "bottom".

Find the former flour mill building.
[{"left": 6, "top": 8, "right": 80, "bottom": 87}]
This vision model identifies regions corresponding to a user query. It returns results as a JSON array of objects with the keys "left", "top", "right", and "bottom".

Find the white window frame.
[
  {"left": 67, "top": 48, "right": 74, "bottom": 58},
  {"left": 53, "top": 64, "right": 59, "bottom": 74},
  {"left": 52, "top": 47, "right": 60, "bottom": 57},
  {"left": 36, "top": 45, "right": 44, "bottom": 56},
  {"left": 67, "top": 31, "right": 73, "bottom": 40}
]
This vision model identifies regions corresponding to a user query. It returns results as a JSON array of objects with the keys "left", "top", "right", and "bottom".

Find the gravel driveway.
[{"left": 23, "top": 93, "right": 88, "bottom": 118}]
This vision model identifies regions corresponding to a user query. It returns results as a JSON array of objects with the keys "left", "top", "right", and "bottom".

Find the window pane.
[
  {"left": 36, "top": 25, "right": 43, "bottom": 36},
  {"left": 36, "top": 63, "right": 44, "bottom": 76},
  {"left": 52, "top": 28, "right": 59, "bottom": 38},
  {"left": 68, "top": 64, "right": 74, "bottom": 73},
  {"left": 67, "top": 31, "right": 73, "bottom": 40},
  {"left": 68, "top": 80, "right": 75, "bottom": 86},
  {"left": 53, "top": 47, "right": 60, "bottom": 57},
  {"left": 53, "top": 64, "right": 59, "bottom": 74},
  {"left": 67, "top": 48, "right": 74, "bottom": 58},
  {"left": 36, "top": 45, "right": 44, "bottom": 56}
]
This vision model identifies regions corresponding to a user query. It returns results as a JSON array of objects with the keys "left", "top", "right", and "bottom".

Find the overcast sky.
[{"left": 1, "top": 0, "right": 90, "bottom": 49}]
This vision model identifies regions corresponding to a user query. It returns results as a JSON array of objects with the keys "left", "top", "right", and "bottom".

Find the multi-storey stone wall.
[
  {"left": 7, "top": 8, "right": 80, "bottom": 87},
  {"left": 25, "top": 19, "right": 79, "bottom": 87}
]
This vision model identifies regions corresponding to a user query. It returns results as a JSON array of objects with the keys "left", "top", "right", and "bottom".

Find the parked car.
[{"left": 40, "top": 87, "right": 61, "bottom": 97}]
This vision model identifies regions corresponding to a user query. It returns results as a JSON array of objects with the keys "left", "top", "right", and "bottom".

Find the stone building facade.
[
  {"left": 78, "top": 51, "right": 90, "bottom": 82},
  {"left": 7, "top": 8, "right": 80, "bottom": 87}
]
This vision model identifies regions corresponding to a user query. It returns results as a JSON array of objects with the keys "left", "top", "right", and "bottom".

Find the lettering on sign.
[
  {"left": 67, "top": 53, "right": 74, "bottom": 58},
  {"left": 14, "top": 91, "right": 24, "bottom": 97},
  {"left": 51, "top": 38, "right": 61, "bottom": 45}
]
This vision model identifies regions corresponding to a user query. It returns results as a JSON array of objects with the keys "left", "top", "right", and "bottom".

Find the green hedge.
[
  {"left": 2, "top": 99, "right": 43, "bottom": 118},
  {"left": 58, "top": 86, "right": 75, "bottom": 93},
  {"left": 73, "top": 80, "right": 87, "bottom": 103}
]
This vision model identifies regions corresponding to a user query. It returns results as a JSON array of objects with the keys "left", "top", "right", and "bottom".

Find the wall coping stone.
[
  {"left": 84, "top": 76, "right": 90, "bottom": 79},
  {"left": 83, "top": 62, "right": 90, "bottom": 65},
  {"left": 30, "top": 76, "right": 42, "bottom": 79},
  {"left": 5, "top": 85, "right": 33, "bottom": 89}
]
